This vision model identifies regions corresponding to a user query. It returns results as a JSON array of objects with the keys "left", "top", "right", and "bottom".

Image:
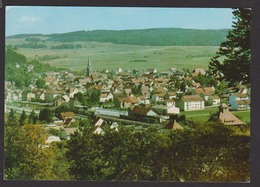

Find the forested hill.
[{"left": 7, "top": 28, "right": 229, "bottom": 46}]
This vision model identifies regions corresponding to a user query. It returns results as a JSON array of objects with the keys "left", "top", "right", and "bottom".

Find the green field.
[
  {"left": 182, "top": 107, "right": 250, "bottom": 123},
  {"left": 232, "top": 110, "right": 251, "bottom": 123},
  {"left": 6, "top": 40, "right": 220, "bottom": 72},
  {"left": 182, "top": 107, "right": 219, "bottom": 122}
]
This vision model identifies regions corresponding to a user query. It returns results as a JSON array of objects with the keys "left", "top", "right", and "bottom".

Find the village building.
[
  {"left": 211, "top": 95, "right": 221, "bottom": 106},
  {"left": 118, "top": 96, "right": 139, "bottom": 108},
  {"left": 218, "top": 104, "right": 245, "bottom": 125},
  {"left": 191, "top": 68, "right": 206, "bottom": 76},
  {"left": 93, "top": 117, "right": 104, "bottom": 127},
  {"left": 180, "top": 95, "right": 205, "bottom": 111},
  {"left": 54, "top": 95, "right": 70, "bottom": 107},
  {"left": 131, "top": 105, "right": 160, "bottom": 123},
  {"left": 99, "top": 92, "right": 113, "bottom": 103},
  {"left": 164, "top": 120, "right": 183, "bottom": 130},
  {"left": 93, "top": 127, "right": 104, "bottom": 135},
  {"left": 27, "top": 64, "right": 34, "bottom": 72},
  {"left": 60, "top": 112, "right": 75, "bottom": 126},
  {"left": 229, "top": 93, "right": 250, "bottom": 110}
]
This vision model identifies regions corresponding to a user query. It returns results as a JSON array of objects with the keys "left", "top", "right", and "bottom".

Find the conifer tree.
[
  {"left": 19, "top": 110, "right": 27, "bottom": 126},
  {"left": 209, "top": 8, "right": 251, "bottom": 86}
]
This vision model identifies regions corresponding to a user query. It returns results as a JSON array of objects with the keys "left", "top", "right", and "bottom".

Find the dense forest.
[
  {"left": 4, "top": 109, "right": 250, "bottom": 181},
  {"left": 7, "top": 28, "right": 229, "bottom": 46}
]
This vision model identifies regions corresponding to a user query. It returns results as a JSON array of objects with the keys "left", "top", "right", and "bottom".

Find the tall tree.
[
  {"left": 29, "top": 110, "right": 37, "bottom": 124},
  {"left": 19, "top": 110, "right": 27, "bottom": 126},
  {"left": 209, "top": 8, "right": 251, "bottom": 86},
  {"left": 39, "top": 108, "right": 53, "bottom": 123}
]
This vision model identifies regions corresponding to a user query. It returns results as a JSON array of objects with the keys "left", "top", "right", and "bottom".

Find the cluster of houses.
[{"left": 5, "top": 59, "right": 250, "bottom": 130}]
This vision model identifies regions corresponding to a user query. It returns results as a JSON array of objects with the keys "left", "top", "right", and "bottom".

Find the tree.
[
  {"left": 5, "top": 124, "right": 55, "bottom": 179},
  {"left": 209, "top": 8, "right": 251, "bottom": 86},
  {"left": 29, "top": 110, "right": 38, "bottom": 124},
  {"left": 36, "top": 78, "right": 46, "bottom": 89},
  {"left": 19, "top": 110, "right": 27, "bottom": 126},
  {"left": 39, "top": 108, "right": 53, "bottom": 123}
]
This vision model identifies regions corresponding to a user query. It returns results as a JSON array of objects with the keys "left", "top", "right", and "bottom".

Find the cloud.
[{"left": 18, "top": 16, "right": 43, "bottom": 24}]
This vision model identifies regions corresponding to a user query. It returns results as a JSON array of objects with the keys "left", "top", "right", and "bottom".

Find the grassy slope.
[{"left": 7, "top": 40, "right": 220, "bottom": 72}]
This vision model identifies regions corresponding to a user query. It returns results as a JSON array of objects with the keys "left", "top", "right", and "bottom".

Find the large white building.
[{"left": 181, "top": 95, "right": 205, "bottom": 111}]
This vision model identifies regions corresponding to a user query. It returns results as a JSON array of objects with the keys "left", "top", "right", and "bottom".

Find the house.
[
  {"left": 195, "top": 87, "right": 215, "bottom": 100},
  {"left": 118, "top": 96, "right": 139, "bottom": 108},
  {"left": 131, "top": 105, "right": 160, "bottom": 123},
  {"left": 64, "top": 128, "right": 78, "bottom": 140},
  {"left": 110, "top": 122, "right": 119, "bottom": 131},
  {"left": 45, "top": 135, "right": 61, "bottom": 144},
  {"left": 229, "top": 93, "right": 250, "bottom": 110},
  {"left": 22, "top": 91, "right": 36, "bottom": 101},
  {"left": 167, "top": 92, "right": 177, "bottom": 99},
  {"left": 211, "top": 95, "right": 221, "bottom": 106},
  {"left": 164, "top": 120, "right": 183, "bottom": 130},
  {"left": 138, "top": 95, "right": 150, "bottom": 105},
  {"left": 146, "top": 68, "right": 157, "bottom": 74},
  {"left": 141, "top": 85, "right": 150, "bottom": 98},
  {"left": 218, "top": 104, "right": 245, "bottom": 125},
  {"left": 165, "top": 98, "right": 176, "bottom": 107},
  {"left": 192, "top": 68, "right": 206, "bottom": 76},
  {"left": 93, "top": 117, "right": 104, "bottom": 127},
  {"left": 27, "top": 64, "right": 34, "bottom": 72},
  {"left": 153, "top": 104, "right": 180, "bottom": 115},
  {"left": 152, "top": 105, "right": 180, "bottom": 122},
  {"left": 99, "top": 92, "right": 113, "bottom": 103},
  {"left": 93, "top": 127, "right": 104, "bottom": 135},
  {"left": 152, "top": 93, "right": 165, "bottom": 103},
  {"left": 60, "top": 112, "right": 75, "bottom": 126},
  {"left": 180, "top": 95, "right": 205, "bottom": 111},
  {"left": 44, "top": 90, "right": 64, "bottom": 103},
  {"left": 54, "top": 95, "right": 70, "bottom": 107}
]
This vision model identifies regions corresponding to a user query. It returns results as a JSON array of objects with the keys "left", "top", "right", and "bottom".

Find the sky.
[{"left": 6, "top": 6, "right": 234, "bottom": 36}]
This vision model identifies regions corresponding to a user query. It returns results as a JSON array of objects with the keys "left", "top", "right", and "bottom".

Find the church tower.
[{"left": 86, "top": 57, "right": 92, "bottom": 77}]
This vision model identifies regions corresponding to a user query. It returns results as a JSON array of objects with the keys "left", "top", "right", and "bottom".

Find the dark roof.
[
  {"left": 165, "top": 121, "right": 183, "bottom": 130},
  {"left": 132, "top": 106, "right": 153, "bottom": 115},
  {"left": 63, "top": 118, "right": 73, "bottom": 126}
]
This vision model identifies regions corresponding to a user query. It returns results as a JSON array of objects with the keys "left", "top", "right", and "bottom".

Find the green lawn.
[
  {"left": 181, "top": 107, "right": 218, "bottom": 122},
  {"left": 232, "top": 110, "right": 250, "bottom": 123},
  {"left": 182, "top": 107, "right": 250, "bottom": 123}
]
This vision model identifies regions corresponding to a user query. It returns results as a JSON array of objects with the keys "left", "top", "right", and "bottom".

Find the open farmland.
[
  {"left": 6, "top": 28, "right": 228, "bottom": 72},
  {"left": 6, "top": 40, "right": 220, "bottom": 72}
]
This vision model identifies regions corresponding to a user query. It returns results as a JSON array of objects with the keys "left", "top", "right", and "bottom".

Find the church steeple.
[{"left": 86, "top": 57, "right": 92, "bottom": 77}]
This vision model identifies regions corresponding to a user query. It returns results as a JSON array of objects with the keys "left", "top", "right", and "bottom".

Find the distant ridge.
[{"left": 6, "top": 28, "right": 229, "bottom": 46}]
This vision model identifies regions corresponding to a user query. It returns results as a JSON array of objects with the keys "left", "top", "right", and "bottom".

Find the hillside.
[{"left": 7, "top": 28, "right": 229, "bottom": 46}]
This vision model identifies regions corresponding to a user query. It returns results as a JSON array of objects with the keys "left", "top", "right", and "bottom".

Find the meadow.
[{"left": 7, "top": 39, "right": 220, "bottom": 72}]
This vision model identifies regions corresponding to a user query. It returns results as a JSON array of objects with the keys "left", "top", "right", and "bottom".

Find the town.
[{"left": 5, "top": 57, "right": 250, "bottom": 144}]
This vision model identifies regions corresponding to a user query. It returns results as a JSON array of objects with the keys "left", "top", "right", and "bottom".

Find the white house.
[
  {"left": 93, "top": 127, "right": 104, "bottom": 135},
  {"left": 211, "top": 95, "right": 221, "bottom": 106},
  {"left": 93, "top": 117, "right": 104, "bottom": 127},
  {"left": 181, "top": 95, "right": 205, "bottom": 111},
  {"left": 99, "top": 92, "right": 113, "bottom": 103}
]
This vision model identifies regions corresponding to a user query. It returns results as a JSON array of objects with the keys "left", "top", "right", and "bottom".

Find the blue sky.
[{"left": 6, "top": 6, "right": 234, "bottom": 36}]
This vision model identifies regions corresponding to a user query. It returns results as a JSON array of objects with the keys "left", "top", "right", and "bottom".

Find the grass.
[
  {"left": 182, "top": 107, "right": 218, "bottom": 122},
  {"left": 7, "top": 39, "right": 219, "bottom": 72},
  {"left": 232, "top": 110, "right": 251, "bottom": 123},
  {"left": 182, "top": 107, "right": 251, "bottom": 124}
]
